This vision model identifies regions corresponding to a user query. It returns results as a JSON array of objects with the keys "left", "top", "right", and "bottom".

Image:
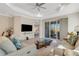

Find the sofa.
[
  {"left": 0, "top": 36, "right": 37, "bottom": 56},
  {"left": 49, "top": 44, "right": 79, "bottom": 56},
  {"left": 49, "top": 48, "right": 79, "bottom": 56},
  {"left": 61, "top": 32, "right": 79, "bottom": 50}
]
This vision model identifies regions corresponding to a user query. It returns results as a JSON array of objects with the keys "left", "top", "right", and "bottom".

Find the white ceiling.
[
  {"left": 0, "top": 3, "right": 79, "bottom": 19},
  {"left": 11, "top": 3, "right": 59, "bottom": 15}
]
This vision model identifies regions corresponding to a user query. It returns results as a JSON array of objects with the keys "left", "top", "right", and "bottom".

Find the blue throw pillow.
[{"left": 11, "top": 37, "right": 22, "bottom": 49}]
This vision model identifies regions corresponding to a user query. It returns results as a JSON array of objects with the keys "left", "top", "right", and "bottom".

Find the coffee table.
[{"left": 35, "top": 38, "right": 52, "bottom": 49}]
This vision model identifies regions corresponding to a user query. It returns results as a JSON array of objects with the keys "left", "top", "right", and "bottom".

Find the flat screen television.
[{"left": 21, "top": 24, "right": 32, "bottom": 32}]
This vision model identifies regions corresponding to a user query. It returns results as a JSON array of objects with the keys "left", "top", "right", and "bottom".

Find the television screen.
[{"left": 21, "top": 24, "right": 32, "bottom": 32}]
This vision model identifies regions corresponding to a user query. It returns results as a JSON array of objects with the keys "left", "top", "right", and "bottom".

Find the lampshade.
[{"left": 74, "top": 26, "right": 79, "bottom": 32}]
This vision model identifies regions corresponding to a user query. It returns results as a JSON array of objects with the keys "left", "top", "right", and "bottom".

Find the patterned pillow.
[
  {"left": 11, "top": 37, "right": 22, "bottom": 49},
  {"left": 67, "top": 35, "right": 77, "bottom": 45}
]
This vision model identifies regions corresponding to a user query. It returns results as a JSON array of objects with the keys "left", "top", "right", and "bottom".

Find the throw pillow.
[
  {"left": 64, "top": 49, "right": 74, "bottom": 56},
  {"left": 11, "top": 37, "right": 22, "bottom": 49},
  {"left": 67, "top": 35, "right": 77, "bottom": 45},
  {"left": 54, "top": 48, "right": 64, "bottom": 56}
]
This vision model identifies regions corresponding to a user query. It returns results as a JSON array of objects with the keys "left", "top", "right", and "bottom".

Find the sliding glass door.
[{"left": 45, "top": 21, "right": 60, "bottom": 39}]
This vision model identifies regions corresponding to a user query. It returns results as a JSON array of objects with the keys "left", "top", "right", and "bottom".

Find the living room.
[{"left": 1, "top": 3, "right": 79, "bottom": 56}]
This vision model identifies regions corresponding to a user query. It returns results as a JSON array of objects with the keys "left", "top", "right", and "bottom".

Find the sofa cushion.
[
  {"left": 73, "top": 50, "right": 79, "bottom": 56},
  {"left": 64, "top": 49, "right": 79, "bottom": 56},
  {"left": 6, "top": 45, "right": 37, "bottom": 56},
  {"left": 0, "top": 37, "right": 17, "bottom": 54},
  {"left": 64, "top": 49, "right": 74, "bottom": 56},
  {"left": 54, "top": 48, "right": 64, "bottom": 56},
  {"left": 0, "top": 49, "right": 6, "bottom": 56},
  {"left": 75, "top": 38, "right": 79, "bottom": 48}
]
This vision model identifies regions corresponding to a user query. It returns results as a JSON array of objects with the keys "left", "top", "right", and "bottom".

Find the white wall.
[
  {"left": 0, "top": 15, "right": 40, "bottom": 40},
  {"left": 13, "top": 16, "right": 40, "bottom": 40},
  {"left": 0, "top": 16, "right": 13, "bottom": 36},
  {"left": 68, "top": 13, "right": 79, "bottom": 32},
  {"left": 21, "top": 17, "right": 38, "bottom": 39},
  {"left": 0, "top": 13, "right": 79, "bottom": 40},
  {"left": 14, "top": 16, "right": 22, "bottom": 36}
]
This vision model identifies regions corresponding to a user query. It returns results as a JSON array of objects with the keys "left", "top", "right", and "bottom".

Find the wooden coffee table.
[{"left": 35, "top": 41, "right": 47, "bottom": 49}]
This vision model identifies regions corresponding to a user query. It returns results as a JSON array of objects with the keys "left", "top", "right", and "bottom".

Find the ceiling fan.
[{"left": 32, "top": 3, "right": 46, "bottom": 12}]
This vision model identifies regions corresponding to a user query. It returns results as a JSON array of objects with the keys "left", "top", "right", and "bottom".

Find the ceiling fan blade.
[
  {"left": 41, "top": 7, "right": 46, "bottom": 9},
  {"left": 39, "top": 3, "right": 45, "bottom": 6},
  {"left": 36, "top": 3, "right": 45, "bottom": 6}
]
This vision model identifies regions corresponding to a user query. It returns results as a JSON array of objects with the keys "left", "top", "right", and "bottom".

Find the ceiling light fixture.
[{"left": 37, "top": 12, "right": 43, "bottom": 17}]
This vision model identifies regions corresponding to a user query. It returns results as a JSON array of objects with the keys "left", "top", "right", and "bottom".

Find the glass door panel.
[
  {"left": 57, "top": 21, "right": 60, "bottom": 39},
  {"left": 50, "top": 21, "right": 57, "bottom": 38},
  {"left": 45, "top": 22, "right": 49, "bottom": 38}
]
